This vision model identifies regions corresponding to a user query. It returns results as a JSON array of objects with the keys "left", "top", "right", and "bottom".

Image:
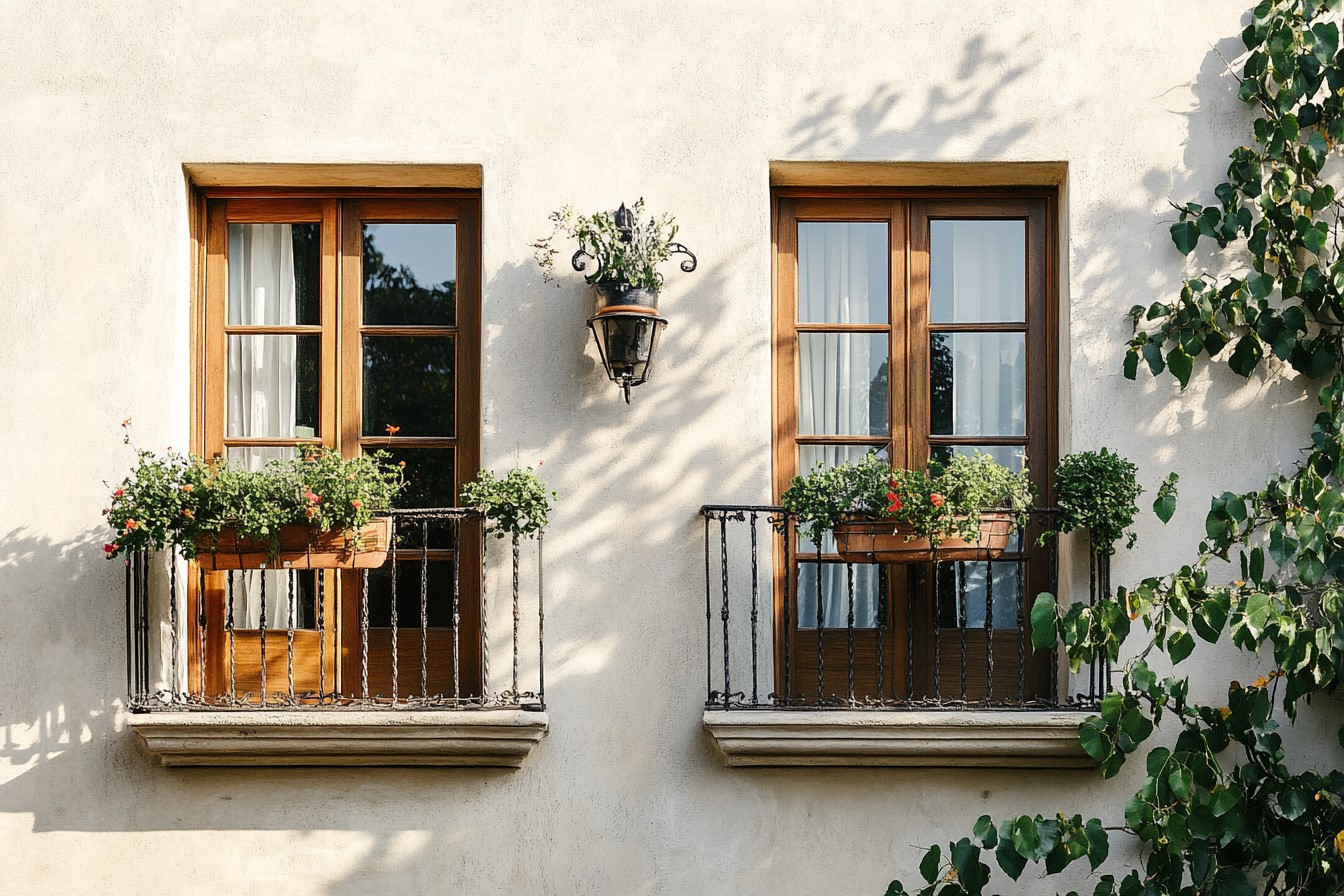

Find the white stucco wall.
[{"left": 0, "top": 1, "right": 1325, "bottom": 893}]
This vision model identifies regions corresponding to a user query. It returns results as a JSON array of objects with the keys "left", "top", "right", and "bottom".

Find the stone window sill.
[
  {"left": 702, "top": 709, "right": 1094, "bottom": 768},
  {"left": 128, "top": 709, "right": 548, "bottom": 768}
]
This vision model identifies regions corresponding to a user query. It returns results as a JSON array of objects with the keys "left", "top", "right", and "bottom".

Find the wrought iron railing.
[
  {"left": 699, "top": 505, "right": 1108, "bottom": 711},
  {"left": 126, "top": 508, "right": 544, "bottom": 711}
]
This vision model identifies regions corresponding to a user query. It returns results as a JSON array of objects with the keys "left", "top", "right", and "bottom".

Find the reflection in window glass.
[
  {"left": 930, "top": 333, "right": 1026, "bottom": 436},
  {"left": 362, "top": 335, "right": 455, "bottom": 436},
  {"left": 798, "top": 333, "right": 890, "bottom": 436},
  {"left": 798, "top": 222, "right": 889, "bottom": 324},
  {"left": 930, "top": 220, "right": 1025, "bottom": 324},
  {"left": 930, "top": 444, "right": 1025, "bottom": 471},
  {"left": 227, "top": 223, "right": 321, "bottom": 326},
  {"left": 366, "top": 560, "right": 456, "bottom": 628},
  {"left": 363, "top": 223, "right": 457, "bottom": 326},
  {"left": 796, "top": 562, "right": 881, "bottom": 629},
  {"left": 226, "top": 335, "right": 321, "bottom": 438},
  {"left": 936, "top": 560, "right": 1022, "bottom": 629}
]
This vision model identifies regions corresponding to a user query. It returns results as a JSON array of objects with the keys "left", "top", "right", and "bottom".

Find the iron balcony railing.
[
  {"left": 126, "top": 508, "right": 544, "bottom": 711},
  {"left": 699, "top": 505, "right": 1109, "bottom": 711}
]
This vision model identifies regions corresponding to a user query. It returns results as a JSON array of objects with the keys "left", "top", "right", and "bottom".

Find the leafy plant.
[
  {"left": 887, "top": 4, "right": 1344, "bottom": 896},
  {"left": 532, "top": 198, "right": 681, "bottom": 290},
  {"left": 460, "top": 466, "right": 554, "bottom": 540},
  {"left": 105, "top": 436, "right": 404, "bottom": 561},
  {"left": 780, "top": 451, "right": 1032, "bottom": 545},
  {"left": 1050, "top": 448, "right": 1145, "bottom": 555}
]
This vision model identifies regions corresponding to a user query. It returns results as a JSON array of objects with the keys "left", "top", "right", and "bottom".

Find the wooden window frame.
[
  {"left": 188, "top": 188, "right": 482, "bottom": 701},
  {"left": 771, "top": 186, "right": 1059, "bottom": 703}
]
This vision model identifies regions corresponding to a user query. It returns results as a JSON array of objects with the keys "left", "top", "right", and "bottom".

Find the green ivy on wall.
[{"left": 888, "top": 2, "right": 1344, "bottom": 895}]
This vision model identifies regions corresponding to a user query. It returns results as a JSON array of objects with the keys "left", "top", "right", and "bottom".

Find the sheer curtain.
[
  {"left": 796, "top": 223, "right": 888, "bottom": 628},
  {"left": 226, "top": 223, "right": 300, "bottom": 629}
]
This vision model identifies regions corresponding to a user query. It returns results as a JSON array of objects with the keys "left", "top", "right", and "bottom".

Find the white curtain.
[{"left": 226, "top": 223, "right": 301, "bottom": 629}]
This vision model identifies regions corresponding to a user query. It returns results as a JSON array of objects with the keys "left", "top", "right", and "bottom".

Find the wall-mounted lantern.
[{"left": 534, "top": 199, "right": 695, "bottom": 404}]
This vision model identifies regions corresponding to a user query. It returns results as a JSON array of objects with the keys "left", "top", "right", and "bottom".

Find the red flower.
[
  {"left": 930, "top": 493, "right": 945, "bottom": 507},
  {"left": 125, "top": 519, "right": 139, "bottom": 529},
  {"left": 385, "top": 424, "right": 401, "bottom": 435},
  {"left": 103, "top": 543, "right": 117, "bottom": 554},
  {"left": 305, "top": 489, "right": 322, "bottom": 504},
  {"left": 351, "top": 500, "right": 363, "bottom": 509},
  {"left": 113, "top": 488, "right": 125, "bottom": 498},
  {"left": 886, "top": 491, "right": 903, "bottom": 513}
]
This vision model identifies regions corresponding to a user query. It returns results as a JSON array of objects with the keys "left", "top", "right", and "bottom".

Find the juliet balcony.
[
  {"left": 122, "top": 508, "right": 548, "bottom": 767},
  {"left": 698, "top": 505, "right": 1108, "bottom": 769}
]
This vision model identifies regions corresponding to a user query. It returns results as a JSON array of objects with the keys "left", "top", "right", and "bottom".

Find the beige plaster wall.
[{"left": 0, "top": 1, "right": 1327, "bottom": 893}]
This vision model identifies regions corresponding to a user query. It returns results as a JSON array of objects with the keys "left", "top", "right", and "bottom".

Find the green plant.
[
  {"left": 105, "top": 436, "right": 404, "bottom": 561},
  {"left": 780, "top": 451, "right": 1032, "bottom": 545},
  {"left": 887, "top": 4, "right": 1344, "bottom": 896},
  {"left": 460, "top": 466, "right": 554, "bottom": 540},
  {"left": 1050, "top": 448, "right": 1145, "bottom": 555},
  {"left": 532, "top": 198, "right": 680, "bottom": 290}
]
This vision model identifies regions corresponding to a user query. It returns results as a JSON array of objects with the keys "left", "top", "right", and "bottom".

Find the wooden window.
[
  {"left": 192, "top": 192, "right": 481, "bottom": 700},
  {"left": 772, "top": 190, "right": 1057, "bottom": 703}
]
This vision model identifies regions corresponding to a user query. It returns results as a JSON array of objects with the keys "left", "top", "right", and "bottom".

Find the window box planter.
[
  {"left": 194, "top": 517, "right": 393, "bottom": 570},
  {"left": 833, "top": 511, "right": 1015, "bottom": 563}
]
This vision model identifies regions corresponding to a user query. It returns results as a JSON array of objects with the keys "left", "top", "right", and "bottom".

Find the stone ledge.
[
  {"left": 128, "top": 709, "right": 548, "bottom": 768},
  {"left": 703, "top": 709, "right": 1095, "bottom": 768}
]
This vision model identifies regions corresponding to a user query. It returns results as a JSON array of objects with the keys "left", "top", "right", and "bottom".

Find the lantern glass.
[{"left": 588, "top": 311, "right": 668, "bottom": 400}]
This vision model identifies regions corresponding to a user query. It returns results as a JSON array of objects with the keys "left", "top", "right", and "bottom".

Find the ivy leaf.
[
  {"left": 1083, "top": 819, "right": 1108, "bottom": 871},
  {"left": 1169, "top": 765, "right": 1194, "bottom": 800},
  {"left": 1143, "top": 341, "right": 1166, "bottom": 376},
  {"left": 1168, "top": 347, "right": 1194, "bottom": 389},
  {"left": 1171, "top": 220, "right": 1200, "bottom": 255},
  {"left": 1228, "top": 334, "right": 1263, "bottom": 377},
  {"left": 973, "top": 815, "right": 998, "bottom": 848},
  {"left": 1247, "top": 272, "right": 1274, "bottom": 298},
  {"left": 950, "top": 839, "right": 988, "bottom": 896},
  {"left": 1079, "top": 720, "right": 1109, "bottom": 761},
  {"left": 996, "top": 837, "right": 1027, "bottom": 881},
  {"left": 1010, "top": 816, "right": 1040, "bottom": 859},
  {"left": 1280, "top": 788, "right": 1309, "bottom": 820},
  {"left": 1123, "top": 348, "right": 1139, "bottom": 381},
  {"left": 1030, "top": 593, "right": 1057, "bottom": 651},
  {"left": 919, "top": 845, "right": 941, "bottom": 884},
  {"left": 1168, "top": 630, "right": 1195, "bottom": 664}
]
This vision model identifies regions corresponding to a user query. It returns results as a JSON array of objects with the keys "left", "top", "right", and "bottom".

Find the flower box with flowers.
[
  {"left": 780, "top": 451, "right": 1033, "bottom": 566},
  {"left": 104, "top": 429, "right": 404, "bottom": 571}
]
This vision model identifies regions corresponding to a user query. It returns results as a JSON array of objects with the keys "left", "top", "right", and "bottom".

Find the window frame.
[
  {"left": 187, "top": 187, "right": 482, "bottom": 701},
  {"left": 771, "top": 186, "right": 1059, "bottom": 704}
]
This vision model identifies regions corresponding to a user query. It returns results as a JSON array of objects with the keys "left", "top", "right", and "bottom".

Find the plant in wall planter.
[
  {"left": 780, "top": 451, "right": 1033, "bottom": 563},
  {"left": 461, "top": 466, "right": 555, "bottom": 541},
  {"left": 532, "top": 198, "right": 697, "bottom": 403},
  {"left": 105, "top": 442, "right": 404, "bottom": 570}
]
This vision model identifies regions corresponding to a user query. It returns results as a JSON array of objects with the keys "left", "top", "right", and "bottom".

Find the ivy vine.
[{"left": 888, "top": 3, "right": 1344, "bottom": 895}]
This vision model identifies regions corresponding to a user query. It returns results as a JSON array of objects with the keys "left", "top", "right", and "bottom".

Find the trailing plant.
[
  {"left": 886, "top": 3, "right": 1344, "bottom": 896},
  {"left": 460, "top": 466, "right": 554, "bottom": 540},
  {"left": 104, "top": 435, "right": 404, "bottom": 561},
  {"left": 532, "top": 197, "right": 681, "bottom": 290},
  {"left": 780, "top": 451, "right": 1032, "bottom": 545}
]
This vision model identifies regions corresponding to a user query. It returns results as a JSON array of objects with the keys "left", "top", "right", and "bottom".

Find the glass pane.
[
  {"left": 930, "top": 333, "right": 1026, "bottom": 436},
  {"left": 385, "top": 447, "right": 458, "bottom": 550},
  {"left": 796, "top": 444, "right": 888, "bottom": 554},
  {"left": 227, "top": 223, "right": 320, "bottom": 326},
  {"left": 798, "top": 222, "right": 889, "bottom": 323},
  {"left": 226, "top": 335, "right": 321, "bottom": 437},
  {"left": 798, "top": 333, "right": 889, "bottom": 435},
  {"left": 796, "top": 562, "right": 881, "bottom": 629},
  {"left": 362, "top": 335, "right": 455, "bottom": 437},
  {"left": 363, "top": 223, "right": 457, "bottom": 326},
  {"left": 225, "top": 445, "right": 298, "bottom": 470},
  {"left": 229, "top": 570, "right": 319, "bottom": 630},
  {"left": 936, "top": 560, "right": 1023, "bottom": 629},
  {"left": 930, "top": 444, "right": 1026, "bottom": 471},
  {"left": 366, "top": 559, "right": 456, "bottom": 628},
  {"left": 930, "top": 220, "right": 1026, "bottom": 324}
]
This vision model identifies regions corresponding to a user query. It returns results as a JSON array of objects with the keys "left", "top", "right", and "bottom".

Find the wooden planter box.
[
  {"left": 833, "top": 512, "right": 1016, "bottom": 564},
  {"left": 194, "top": 517, "right": 393, "bottom": 570}
]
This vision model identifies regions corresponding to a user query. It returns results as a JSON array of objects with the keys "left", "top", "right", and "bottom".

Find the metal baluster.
[
  {"left": 286, "top": 570, "right": 295, "bottom": 700},
  {"left": 512, "top": 532, "right": 520, "bottom": 697},
  {"left": 906, "top": 565, "right": 915, "bottom": 702},
  {"left": 931, "top": 562, "right": 942, "bottom": 701},
  {"left": 781, "top": 517, "right": 793, "bottom": 705},
  {"left": 450, "top": 520, "right": 460, "bottom": 701},
  {"left": 846, "top": 561, "right": 855, "bottom": 704},
  {"left": 317, "top": 571, "right": 326, "bottom": 703},
  {"left": 815, "top": 547, "right": 824, "bottom": 702},
  {"left": 704, "top": 514, "right": 712, "bottom": 705},
  {"left": 1046, "top": 518, "right": 1057, "bottom": 706},
  {"left": 259, "top": 570, "right": 267, "bottom": 705},
  {"left": 481, "top": 525, "right": 490, "bottom": 701},
  {"left": 360, "top": 567, "right": 369, "bottom": 701},
  {"left": 877, "top": 563, "right": 887, "bottom": 702},
  {"left": 957, "top": 560, "right": 968, "bottom": 701},
  {"left": 390, "top": 524, "right": 398, "bottom": 702},
  {"left": 1018, "top": 543, "right": 1029, "bottom": 705},
  {"left": 227, "top": 570, "right": 236, "bottom": 699},
  {"left": 748, "top": 513, "right": 759, "bottom": 706},
  {"left": 124, "top": 559, "right": 133, "bottom": 698},
  {"left": 537, "top": 531, "right": 545, "bottom": 708},
  {"left": 1088, "top": 548, "right": 1097, "bottom": 703},
  {"left": 169, "top": 548, "right": 178, "bottom": 699},
  {"left": 719, "top": 514, "right": 730, "bottom": 710},
  {"left": 985, "top": 559, "right": 995, "bottom": 706},
  {"left": 198, "top": 567, "right": 207, "bottom": 699},
  {"left": 421, "top": 521, "right": 430, "bottom": 699}
]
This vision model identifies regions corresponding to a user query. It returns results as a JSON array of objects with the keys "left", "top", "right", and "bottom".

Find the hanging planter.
[
  {"left": 194, "top": 517, "right": 393, "bottom": 570},
  {"left": 833, "top": 511, "right": 1016, "bottom": 564}
]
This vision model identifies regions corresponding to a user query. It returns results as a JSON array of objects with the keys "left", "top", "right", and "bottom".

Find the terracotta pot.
[
  {"left": 193, "top": 517, "right": 392, "bottom": 570},
  {"left": 593, "top": 282, "right": 660, "bottom": 316},
  {"left": 833, "top": 511, "right": 1016, "bottom": 563}
]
